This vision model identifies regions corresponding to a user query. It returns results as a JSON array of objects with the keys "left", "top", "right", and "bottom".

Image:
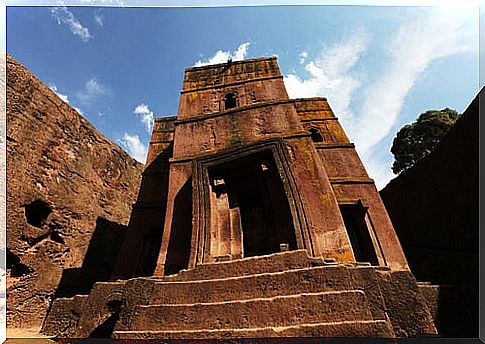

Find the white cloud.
[
  {"left": 284, "top": 28, "right": 368, "bottom": 122},
  {"left": 73, "top": 106, "right": 84, "bottom": 116},
  {"left": 77, "top": 77, "right": 111, "bottom": 104},
  {"left": 133, "top": 103, "right": 154, "bottom": 133},
  {"left": 49, "top": 83, "right": 69, "bottom": 103},
  {"left": 49, "top": 83, "right": 85, "bottom": 116},
  {"left": 50, "top": 6, "right": 92, "bottom": 43},
  {"left": 194, "top": 42, "right": 251, "bottom": 67},
  {"left": 94, "top": 12, "right": 104, "bottom": 26},
  {"left": 299, "top": 51, "right": 308, "bottom": 64},
  {"left": 118, "top": 133, "right": 147, "bottom": 163}
]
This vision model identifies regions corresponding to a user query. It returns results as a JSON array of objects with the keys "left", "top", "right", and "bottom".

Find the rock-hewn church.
[{"left": 42, "top": 57, "right": 437, "bottom": 339}]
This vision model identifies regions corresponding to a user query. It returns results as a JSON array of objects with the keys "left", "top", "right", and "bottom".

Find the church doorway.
[{"left": 209, "top": 151, "right": 297, "bottom": 258}]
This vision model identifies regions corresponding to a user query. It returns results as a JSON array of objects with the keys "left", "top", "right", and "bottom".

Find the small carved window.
[
  {"left": 224, "top": 93, "right": 237, "bottom": 109},
  {"left": 309, "top": 128, "right": 323, "bottom": 142}
]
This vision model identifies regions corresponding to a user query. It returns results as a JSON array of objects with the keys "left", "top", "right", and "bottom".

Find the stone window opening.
[
  {"left": 309, "top": 128, "right": 324, "bottom": 142},
  {"left": 224, "top": 93, "right": 237, "bottom": 110}
]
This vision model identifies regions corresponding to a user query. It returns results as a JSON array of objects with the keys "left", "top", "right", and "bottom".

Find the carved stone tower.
[
  {"left": 112, "top": 57, "right": 409, "bottom": 278},
  {"left": 42, "top": 57, "right": 438, "bottom": 339}
]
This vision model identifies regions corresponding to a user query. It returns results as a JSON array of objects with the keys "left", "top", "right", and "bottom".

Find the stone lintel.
[
  {"left": 168, "top": 133, "right": 311, "bottom": 165},
  {"left": 300, "top": 117, "right": 339, "bottom": 122}
]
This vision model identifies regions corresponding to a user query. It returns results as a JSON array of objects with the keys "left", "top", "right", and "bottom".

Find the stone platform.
[{"left": 41, "top": 250, "right": 437, "bottom": 339}]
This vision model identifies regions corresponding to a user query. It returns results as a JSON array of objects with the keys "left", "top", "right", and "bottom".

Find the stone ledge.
[
  {"left": 113, "top": 319, "right": 394, "bottom": 339},
  {"left": 175, "top": 98, "right": 295, "bottom": 124},
  {"left": 315, "top": 143, "right": 355, "bottom": 149},
  {"left": 329, "top": 177, "right": 375, "bottom": 184},
  {"left": 131, "top": 290, "right": 373, "bottom": 331}
]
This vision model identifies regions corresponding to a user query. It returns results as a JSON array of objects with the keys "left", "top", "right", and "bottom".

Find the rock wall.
[
  {"left": 380, "top": 89, "right": 480, "bottom": 337},
  {"left": 6, "top": 55, "right": 144, "bottom": 332}
]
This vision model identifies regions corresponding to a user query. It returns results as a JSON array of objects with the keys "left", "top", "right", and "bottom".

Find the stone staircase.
[{"left": 42, "top": 250, "right": 437, "bottom": 339}]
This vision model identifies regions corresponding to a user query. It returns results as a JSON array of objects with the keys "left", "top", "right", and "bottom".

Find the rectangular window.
[{"left": 339, "top": 202, "right": 379, "bottom": 265}]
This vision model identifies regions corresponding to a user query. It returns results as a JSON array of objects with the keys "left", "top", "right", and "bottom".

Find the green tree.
[{"left": 391, "top": 108, "right": 460, "bottom": 174}]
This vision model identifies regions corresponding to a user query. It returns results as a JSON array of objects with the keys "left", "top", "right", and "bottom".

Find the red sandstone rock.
[{"left": 6, "top": 55, "right": 143, "bottom": 333}]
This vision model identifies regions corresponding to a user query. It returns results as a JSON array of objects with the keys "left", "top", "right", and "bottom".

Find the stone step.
[
  {"left": 160, "top": 249, "right": 321, "bottom": 282},
  {"left": 41, "top": 295, "right": 89, "bottom": 337},
  {"left": 131, "top": 290, "right": 374, "bottom": 331},
  {"left": 149, "top": 265, "right": 353, "bottom": 305},
  {"left": 113, "top": 319, "right": 394, "bottom": 339}
]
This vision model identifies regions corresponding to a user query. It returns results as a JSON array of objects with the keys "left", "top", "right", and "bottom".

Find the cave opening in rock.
[
  {"left": 24, "top": 199, "right": 52, "bottom": 228},
  {"left": 7, "top": 249, "right": 33, "bottom": 277}
]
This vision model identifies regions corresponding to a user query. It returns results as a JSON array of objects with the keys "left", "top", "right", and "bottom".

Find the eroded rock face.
[{"left": 6, "top": 55, "right": 144, "bottom": 332}]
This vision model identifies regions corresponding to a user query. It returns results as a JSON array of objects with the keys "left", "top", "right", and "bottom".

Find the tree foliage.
[{"left": 391, "top": 108, "right": 460, "bottom": 174}]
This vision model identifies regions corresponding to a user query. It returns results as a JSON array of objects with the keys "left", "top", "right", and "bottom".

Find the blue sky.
[{"left": 6, "top": 4, "right": 480, "bottom": 189}]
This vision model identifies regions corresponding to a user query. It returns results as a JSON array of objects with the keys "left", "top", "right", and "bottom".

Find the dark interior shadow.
[
  {"left": 88, "top": 300, "right": 122, "bottom": 338},
  {"left": 164, "top": 177, "right": 193, "bottom": 276},
  {"left": 380, "top": 90, "right": 480, "bottom": 337},
  {"left": 110, "top": 143, "right": 173, "bottom": 279},
  {"left": 54, "top": 217, "right": 127, "bottom": 298},
  {"left": 6, "top": 248, "right": 33, "bottom": 277},
  {"left": 435, "top": 282, "right": 479, "bottom": 337}
]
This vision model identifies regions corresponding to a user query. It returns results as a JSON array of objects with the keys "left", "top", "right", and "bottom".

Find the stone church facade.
[{"left": 42, "top": 57, "right": 438, "bottom": 339}]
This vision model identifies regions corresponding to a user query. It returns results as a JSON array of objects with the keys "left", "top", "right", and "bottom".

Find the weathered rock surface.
[{"left": 6, "top": 54, "right": 144, "bottom": 333}]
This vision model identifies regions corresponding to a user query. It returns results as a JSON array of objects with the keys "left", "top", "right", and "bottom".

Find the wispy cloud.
[
  {"left": 284, "top": 6, "right": 475, "bottom": 189},
  {"left": 133, "top": 103, "right": 154, "bottom": 133},
  {"left": 76, "top": 77, "right": 112, "bottom": 105},
  {"left": 299, "top": 51, "right": 308, "bottom": 64},
  {"left": 118, "top": 133, "right": 147, "bottom": 163},
  {"left": 50, "top": 6, "right": 92, "bottom": 43},
  {"left": 355, "top": 6, "right": 475, "bottom": 188},
  {"left": 194, "top": 42, "right": 250, "bottom": 67},
  {"left": 284, "top": 28, "right": 368, "bottom": 123},
  {"left": 94, "top": 12, "right": 104, "bottom": 27},
  {"left": 353, "top": 6, "right": 475, "bottom": 155}
]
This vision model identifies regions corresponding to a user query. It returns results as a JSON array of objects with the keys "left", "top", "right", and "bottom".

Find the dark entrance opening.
[
  {"left": 339, "top": 203, "right": 378, "bottom": 265},
  {"left": 210, "top": 151, "right": 296, "bottom": 257}
]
